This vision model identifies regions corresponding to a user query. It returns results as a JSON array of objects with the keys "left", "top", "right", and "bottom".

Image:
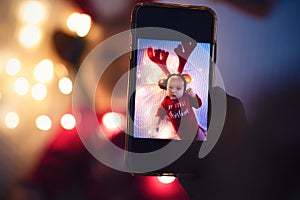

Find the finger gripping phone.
[{"left": 126, "top": 2, "right": 217, "bottom": 176}]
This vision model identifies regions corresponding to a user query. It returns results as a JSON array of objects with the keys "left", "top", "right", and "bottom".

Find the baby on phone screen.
[{"left": 154, "top": 74, "right": 207, "bottom": 140}]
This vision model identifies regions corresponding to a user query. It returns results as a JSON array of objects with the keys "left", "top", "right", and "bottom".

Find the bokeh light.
[
  {"left": 102, "top": 112, "right": 124, "bottom": 129},
  {"left": 19, "top": 1, "right": 47, "bottom": 24},
  {"left": 33, "top": 59, "right": 54, "bottom": 83},
  {"left": 35, "top": 115, "right": 52, "bottom": 131},
  {"left": 157, "top": 176, "right": 176, "bottom": 184},
  {"left": 18, "top": 25, "right": 42, "bottom": 48},
  {"left": 76, "top": 14, "right": 92, "bottom": 37},
  {"left": 55, "top": 63, "right": 69, "bottom": 78},
  {"left": 142, "top": 176, "right": 183, "bottom": 198},
  {"left": 58, "top": 77, "right": 73, "bottom": 95},
  {"left": 60, "top": 113, "right": 76, "bottom": 130},
  {"left": 14, "top": 77, "right": 30, "bottom": 95},
  {"left": 31, "top": 83, "right": 47, "bottom": 100},
  {"left": 6, "top": 58, "right": 21, "bottom": 76},
  {"left": 66, "top": 12, "right": 80, "bottom": 31},
  {"left": 5, "top": 112, "right": 19, "bottom": 129},
  {"left": 66, "top": 12, "right": 92, "bottom": 37}
]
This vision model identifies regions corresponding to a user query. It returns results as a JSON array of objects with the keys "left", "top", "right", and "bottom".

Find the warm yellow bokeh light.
[
  {"left": 31, "top": 83, "right": 47, "bottom": 100},
  {"left": 66, "top": 12, "right": 92, "bottom": 37},
  {"left": 18, "top": 25, "right": 42, "bottom": 48},
  {"left": 58, "top": 77, "right": 73, "bottom": 95},
  {"left": 20, "top": 1, "right": 47, "bottom": 24},
  {"left": 76, "top": 14, "right": 92, "bottom": 37},
  {"left": 34, "top": 59, "right": 54, "bottom": 83},
  {"left": 60, "top": 114, "right": 76, "bottom": 130},
  {"left": 55, "top": 63, "right": 69, "bottom": 78},
  {"left": 35, "top": 115, "right": 52, "bottom": 131},
  {"left": 66, "top": 12, "right": 80, "bottom": 31},
  {"left": 102, "top": 112, "right": 124, "bottom": 129},
  {"left": 14, "top": 77, "right": 30, "bottom": 95},
  {"left": 157, "top": 176, "right": 176, "bottom": 184},
  {"left": 5, "top": 112, "right": 19, "bottom": 129},
  {"left": 6, "top": 58, "right": 21, "bottom": 76}
]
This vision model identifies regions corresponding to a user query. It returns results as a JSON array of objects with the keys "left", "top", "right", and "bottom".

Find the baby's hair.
[{"left": 159, "top": 74, "right": 187, "bottom": 91}]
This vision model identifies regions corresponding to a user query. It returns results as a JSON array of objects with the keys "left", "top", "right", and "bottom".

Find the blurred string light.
[
  {"left": 142, "top": 176, "right": 181, "bottom": 198},
  {"left": 5, "top": 112, "right": 19, "bottom": 129},
  {"left": 33, "top": 59, "right": 54, "bottom": 83},
  {"left": 18, "top": 25, "right": 42, "bottom": 48},
  {"left": 102, "top": 112, "right": 125, "bottom": 130},
  {"left": 58, "top": 77, "right": 73, "bottom": 95},
  {"left": 66, "top": 13, "right": 80, "bottom": 32},
  {"left": 3, "top": 2, "right": 89, "bottom": 135},
  {"left": 19, "top": 1, "right": 47, "bottom": 24},
  {"left": 31, "top": 83, "right": 47, "bottom": 101},
  {"left": 66, "top": 12, "right": 92, "bottom": 37},
  {"left": 14, "top": 77, "right": 30, "bottom": 95},
  {"left": 6, "top": 58, "right": 21, "bottom": 76},
  {"left": 60, "top": 113, "right": 76, "bottom": 130},
  {"left": 157, "top": 176, "right": 176, "bottom": 184},
  {"left": 55, "top": 64, "right": 69, "bottom": 78},
  {"left": 35, "top": 115, "right": 52, "bottom": 131}
]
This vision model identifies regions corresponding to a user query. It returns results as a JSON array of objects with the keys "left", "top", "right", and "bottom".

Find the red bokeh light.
[{"left": 140, "top": 176, "right": 188, "bottom": 200}]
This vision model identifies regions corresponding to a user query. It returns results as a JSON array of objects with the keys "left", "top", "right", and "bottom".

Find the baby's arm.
[
  {"left": 154, "top": 116, "right": 162, "bottom": 132},
  {"left": 186, "top": 88, "right": 202, "bottom": 108},
  {"left": 186, "top": 88, "right": 196, "bottom": 97},
  {"left": 155, "top": 99, "right": 167, "bottom": 132}
]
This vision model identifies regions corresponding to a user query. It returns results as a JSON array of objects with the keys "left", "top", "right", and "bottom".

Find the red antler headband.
[{"left": 147, "top": 41, "right": 196, "bottom": 88}]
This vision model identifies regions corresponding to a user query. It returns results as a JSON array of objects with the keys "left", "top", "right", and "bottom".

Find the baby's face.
[{"left": 166, "top": 76, "right": 184, "bottom": 99}]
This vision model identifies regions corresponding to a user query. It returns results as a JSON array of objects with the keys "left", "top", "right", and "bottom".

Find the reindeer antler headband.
[{"left": 147, "top": 41, "right": 196, "bottom": 90}]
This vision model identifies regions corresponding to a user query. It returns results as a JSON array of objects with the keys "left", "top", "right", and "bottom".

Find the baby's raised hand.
[{"left": 186, "top": 88, "right": 196, "bottom": 97}]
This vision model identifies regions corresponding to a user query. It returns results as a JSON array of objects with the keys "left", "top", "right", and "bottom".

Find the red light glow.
[
  {"left": 140, "top": 176, "right": 188, "bottom": 199},
  {"left": 157, "top": 176, "right": 176, "bottom": 184}
]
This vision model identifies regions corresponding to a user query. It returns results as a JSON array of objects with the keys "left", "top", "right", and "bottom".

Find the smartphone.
[{"left": 126, "top": 2, "right": 217, "bottom": 176}]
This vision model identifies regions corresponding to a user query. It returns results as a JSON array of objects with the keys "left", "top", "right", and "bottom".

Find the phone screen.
[{"left": 132, "top": 38, "right": 210, "bottom": 141}]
